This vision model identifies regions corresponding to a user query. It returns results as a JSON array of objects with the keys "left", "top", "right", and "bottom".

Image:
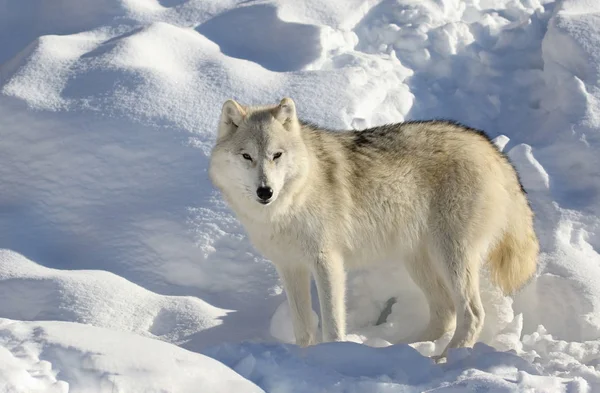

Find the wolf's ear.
[
  {"left": 271, "top": 98, "right": 297, "bottom": 129},
  {"left": 218, "top": 99, "right": 246, "bottom": 140}
]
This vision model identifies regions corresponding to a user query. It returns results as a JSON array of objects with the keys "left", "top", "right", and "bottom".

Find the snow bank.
[
  {"left": 205, "top": 338, "right": 595, "bottom": 392},
  {"left": 0, "top": 250, "right": 228, "bottom": 343},
  {"left": 0, "top": 318, "right": 263, "bottom": 393}
]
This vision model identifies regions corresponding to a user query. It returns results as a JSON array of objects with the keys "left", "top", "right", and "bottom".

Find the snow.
[
  {"left": 1, "top": 0, "right": 600, "bottom": 391},
  {"left": 0, "top": 250, "right": 227, "bottom": 343},
  {"left": 0, "top": 318, "right": 263, "bottom": 393},
  {"left": 205, "top": 339, "right": 593, "bottom": 393}
]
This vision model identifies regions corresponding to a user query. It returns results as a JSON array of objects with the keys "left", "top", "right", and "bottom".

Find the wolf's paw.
[
  {"left": 296, "top": 334, "right": 317, "bottom": 347},
  {"left": 431, "top": 354, "right": 447, "bottom": 364}
]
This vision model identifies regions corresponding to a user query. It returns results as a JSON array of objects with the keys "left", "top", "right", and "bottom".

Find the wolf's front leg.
[
  {"left": 313, "top": 251, "right": 346, "bottom": 342},
  {"left": 276, "top": 265, "right": 316, "bottom": 346}
]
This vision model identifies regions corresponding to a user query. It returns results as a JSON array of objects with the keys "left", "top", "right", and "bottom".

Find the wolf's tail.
[{"left": 488, "top": 217, "right": 539, "bottom": 295}]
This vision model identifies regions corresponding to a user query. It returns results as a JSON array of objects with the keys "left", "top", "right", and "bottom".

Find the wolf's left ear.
[
  {"left": 271, "top": 98, "right": 298, "bottom": 129},
  {"left": 218, "top": 99, "right": 246, "bottom": 140}
]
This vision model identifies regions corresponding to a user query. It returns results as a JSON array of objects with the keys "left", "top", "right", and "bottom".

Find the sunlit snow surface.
[{"left": 1, "top": 0, "right": 600, "bottom": 391}]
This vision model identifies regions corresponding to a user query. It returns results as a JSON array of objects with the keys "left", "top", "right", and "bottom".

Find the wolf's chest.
[{"left": 245, "top": 220, "right": 322, "bottom": 266}]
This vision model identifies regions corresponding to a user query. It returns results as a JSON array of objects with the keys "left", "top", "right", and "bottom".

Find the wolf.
[{"left": 208, "top": 97, "right": 538, "bottom": 359}]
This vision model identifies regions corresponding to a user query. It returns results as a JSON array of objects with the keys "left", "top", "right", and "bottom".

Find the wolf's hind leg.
[
  {"left": 434, "top": 243, "right": 485, "bottom": 357},
  {"left": 277, "top": 265, "right": 316, "bottom": 346},
  {"left": 405, "top": 252, "right": 456, "bottom": 343}
]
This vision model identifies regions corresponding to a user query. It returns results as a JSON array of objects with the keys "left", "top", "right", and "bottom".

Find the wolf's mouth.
[{"left": 257, "top": 199, "right": 272, "bottom": 205}]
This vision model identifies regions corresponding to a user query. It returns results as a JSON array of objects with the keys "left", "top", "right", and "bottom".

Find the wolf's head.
[{"left": 209, "top": 98, "right": 309, "bottom": 209}]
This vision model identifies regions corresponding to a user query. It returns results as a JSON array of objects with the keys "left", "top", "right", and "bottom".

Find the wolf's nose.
[{"left": 256, "top": 187, "right": 273, "bottom": 201}]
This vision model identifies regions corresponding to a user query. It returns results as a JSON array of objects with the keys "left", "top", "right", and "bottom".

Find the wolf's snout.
[{"left": 256, "top": 186, "right": 273, "bottom": 201}]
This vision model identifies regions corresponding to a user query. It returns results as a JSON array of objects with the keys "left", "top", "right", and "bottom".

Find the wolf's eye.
[
  {"left": 242, "top": 153, "right": 252, "bottom": 161},
  {"left": 273, "top": 152, "right": 283, "bottom": 160}
]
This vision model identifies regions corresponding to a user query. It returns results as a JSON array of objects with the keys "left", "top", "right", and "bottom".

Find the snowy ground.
[{"left": 1, "top": 0, "right": 600, "bottom": 391}]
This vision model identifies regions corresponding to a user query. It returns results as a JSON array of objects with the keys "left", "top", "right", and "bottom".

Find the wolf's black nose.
[{"left": 256, "top": 187, "right": 273, "bottom": 201}]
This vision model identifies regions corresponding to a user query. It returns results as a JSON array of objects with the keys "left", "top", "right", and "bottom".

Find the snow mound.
[
  {"left": 0, "top": 318, "right": 263, "bottom": 393},
  {"left": 205, "top": 339, "right": 595, "bottom": 392},
  {"left": 0, "top": 250, "right": 227, "bottom": 343}
]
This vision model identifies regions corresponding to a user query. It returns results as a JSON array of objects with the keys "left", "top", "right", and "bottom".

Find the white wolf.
[{"left": 209, "top": 97, "right": 538, "bottom": 359}]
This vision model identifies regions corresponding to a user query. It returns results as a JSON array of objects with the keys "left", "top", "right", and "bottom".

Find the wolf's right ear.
[{"left": 218, "top": 99, "right": 246, "bottom": 140}]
